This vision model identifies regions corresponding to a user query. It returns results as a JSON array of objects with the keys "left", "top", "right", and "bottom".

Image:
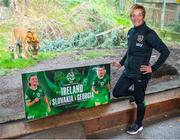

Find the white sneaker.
[{"left": 126, "top": 124, "right": 143, "bottom": 135}]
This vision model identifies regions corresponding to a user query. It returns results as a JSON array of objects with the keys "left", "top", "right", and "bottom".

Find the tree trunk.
[{"left": 11, "top": 0, "right": 29, "bottom": 15}]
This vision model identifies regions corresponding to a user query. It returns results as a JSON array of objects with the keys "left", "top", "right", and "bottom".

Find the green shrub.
[
  {"left": 174, "top": 22, "right": 180, "bottom": 33},
  {"left": 40, "top": 29, "right": 127, "bottom": 52},
  {"left": 2, "top": 0, "right": 10, "bottom": 7}
]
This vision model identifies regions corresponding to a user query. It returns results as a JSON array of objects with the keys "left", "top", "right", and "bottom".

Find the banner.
[{"left": 22, "top": 63, "right": 111, "bottom": 121}]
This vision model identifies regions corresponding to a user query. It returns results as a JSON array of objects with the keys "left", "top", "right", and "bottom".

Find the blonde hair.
[{"left": 130, "top": 4, "right": 146, "bottom": 18}]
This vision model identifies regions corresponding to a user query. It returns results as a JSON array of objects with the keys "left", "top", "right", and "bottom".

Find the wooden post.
[
  {"left": 119, "top": 0, "right": 125, "bottom": 13},
  {"left": 161, "top": 0, "right": 166, "bottom": 29}
]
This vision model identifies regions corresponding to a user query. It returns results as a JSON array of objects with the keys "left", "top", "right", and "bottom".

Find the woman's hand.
[
  {"left": 140, "top": 65, "right": 152, "bottom": 74},
  {"left": 112, "top": 62, "right": 121, "bottom": 70}
]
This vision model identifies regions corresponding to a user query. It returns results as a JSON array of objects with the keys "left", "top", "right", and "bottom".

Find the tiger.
[{"left": 9, "top": 27, "right": 40, "bottom": 59}]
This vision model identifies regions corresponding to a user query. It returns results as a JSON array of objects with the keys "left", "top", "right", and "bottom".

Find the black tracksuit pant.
[{"left": 113, "top": 73, "right": 150, "bottom": 126}]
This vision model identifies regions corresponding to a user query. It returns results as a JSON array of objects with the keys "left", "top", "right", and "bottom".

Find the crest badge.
[
  {"left": 137, "top": 35, "right": 144, "bottom": 42},
  {"left": 66, "top": 70, "right": 75, "bottom": 83}
]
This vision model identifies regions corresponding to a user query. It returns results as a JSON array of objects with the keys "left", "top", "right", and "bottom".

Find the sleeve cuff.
[
  {"left": 119, "top": 61, "right": 124, "bottom": 66},
  {"left": 151, "top": 65, "right": 158, "bottom": 72}
]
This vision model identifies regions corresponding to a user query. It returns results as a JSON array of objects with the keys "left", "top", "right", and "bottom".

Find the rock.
[{"left": 152, "top": 63, "right": 179, "bottom": 78}]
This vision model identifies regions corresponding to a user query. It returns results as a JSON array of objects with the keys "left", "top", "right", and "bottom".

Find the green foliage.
[
  {"left": 0, "top": 51, "right": 58, "bottom": 70},
  {"left": 2, "top": 0, "right": 10, "bottom": 7},
  {"left": 95, "top": 22, "right": 110, "bottom": 33},
  {"left": 3, "top": 0, "right": 172, "bottom": 75},
  {"left": 63, "top": 0, "right": 83, "bottom": 5},
  {"left": 29, "top": 0, "right": 125, "bottom": 38},
  {"left": 174, "top": 21, "right": 180, "bottom": 33},
  {"left": 0, "top": 36, "right": 7, "bottom": 48},
  {"left": 0, "top": 22, "right": 15, "bottom": 33},
  {"left": 74, "top": 50, "right": 116, "bottom": 61},
  {"left": 91, "top": 0, "right": 117, "bottom": 26},
  {"left": 0, "top": 21, "right": 21, "bottom": 73},
  {"left": 155, "top": 28, "right": 180, "bottom": 43},
  {"left": 40, "top": 29, "right": 127, "bottom": 52},
  {"left": 98, "top": 30, "right": 127, "bottom": 49},
  {"left": 77, "top": 30, "right": 97, "bottom": 49},
  {"left": 106, "top": 0, "right": 118, "bottom": 5},
  {"left": 113, "top": 15, "right": 131, "bottom": 27}
]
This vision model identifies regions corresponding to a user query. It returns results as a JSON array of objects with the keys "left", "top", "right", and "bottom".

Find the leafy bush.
[
  {"left": 2, "top": 0, "right": 10, "bottom": 7},
  {"left": 95, "top": 22, "right": 110, "bottom": 33},
  {"left": 174, "top": 21, "right": 180, "bottom": 33},
  {"left": 40, "top": 29, "right": 127, "bottom": 52},
  {"left": 63, "top": 0, "right": 83, "bottom": 5}
]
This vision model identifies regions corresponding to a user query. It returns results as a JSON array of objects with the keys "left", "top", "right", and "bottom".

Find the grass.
[
  {"left": 0, "top": 21, "right": 14, "bottom": 49},
  {"left": 0, "top": 50, "right": 66, "bottom": 76},
  {"left": 0, "top": 21, "right": 17, "bottom": 70},
  {"left": 74, "top": 49, "right": 116, "bottom": 61},
  {"left": 0, "top": 51, "right": 59, "bottom": 69},
  {"left": 0, "top": 49, "right": 116, "bottom": 76},
  {"left": 0, "top": 36, "right": 7, "bottom": 49},
  {"left": 0, "top": 21, "right": 15, "bottom": 33}
]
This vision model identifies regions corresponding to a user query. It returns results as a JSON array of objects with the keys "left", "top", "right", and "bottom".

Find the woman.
[{"left": 112, "top": 4, "right": 170, "bottom": 134}]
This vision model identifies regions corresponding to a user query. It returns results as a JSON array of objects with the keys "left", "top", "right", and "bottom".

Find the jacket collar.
[{"left": 134, "top": 22, "right": 146, "bottom": 31}]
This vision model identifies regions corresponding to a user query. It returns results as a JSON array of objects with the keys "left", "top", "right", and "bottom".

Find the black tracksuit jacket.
[{"left": 120, "top": 22, "right": 170, "bottom": 79}]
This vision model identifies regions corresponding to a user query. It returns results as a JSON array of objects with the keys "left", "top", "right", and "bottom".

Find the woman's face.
[
  {"left": 130, "top": 8, "right": 144, "bottom": 27},
  {"left": 29, "top": 76, "right": 38, "bottom": 87}
]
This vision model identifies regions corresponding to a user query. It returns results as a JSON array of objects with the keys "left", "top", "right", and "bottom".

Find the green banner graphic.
[{"left": 22, "top": 64, "right": 111, "bottom": 121}]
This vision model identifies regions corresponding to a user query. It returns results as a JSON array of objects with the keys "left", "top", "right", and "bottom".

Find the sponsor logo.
[
  {"left": 137, "top": 35, "right": 144, "bottom": 42},
  {"left": 136, "top": 43, "right": 143, "bottom": 47}
]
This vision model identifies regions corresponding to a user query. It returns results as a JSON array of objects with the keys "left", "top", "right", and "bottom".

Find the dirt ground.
[{"left": 0, "top": 46, "right": 180, "bottom": 123}]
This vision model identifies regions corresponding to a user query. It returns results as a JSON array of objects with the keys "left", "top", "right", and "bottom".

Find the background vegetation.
[{"left": 0, "top": 0, "right": 179, "bottom": 75}]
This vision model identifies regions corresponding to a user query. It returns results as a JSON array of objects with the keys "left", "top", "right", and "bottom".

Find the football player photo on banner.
[{"left": 22, "top": 63, "right": 111, "bottom": 121}]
